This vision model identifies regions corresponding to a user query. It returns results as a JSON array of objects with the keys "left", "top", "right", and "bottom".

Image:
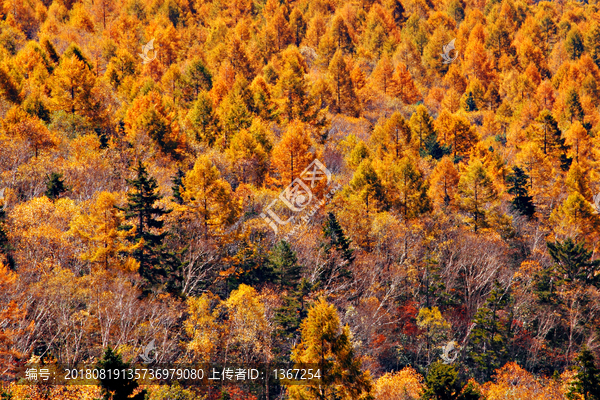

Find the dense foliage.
[{"left": 1, "top": 0, "right": 600, "bottom": 398}]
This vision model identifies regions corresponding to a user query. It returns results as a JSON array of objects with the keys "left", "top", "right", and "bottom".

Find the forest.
[{"left": 1, "top": 0, "right": 600, "bottom": 398}]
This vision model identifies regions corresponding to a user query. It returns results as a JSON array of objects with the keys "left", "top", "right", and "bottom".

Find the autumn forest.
[{"left": 1, "top": 0, "right": 600, "bottom": 398}]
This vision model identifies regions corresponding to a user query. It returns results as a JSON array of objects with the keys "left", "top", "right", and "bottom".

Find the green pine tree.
[
  {"left": 420, "top": 131, "right": 452, "bottom": 160},
  {"left": 45, "top": 172, "right": 67, "bottom": 200},
  {"left": 319, "top": 212, "right": 354, "bottom": 286},
  {"left": 506, "top": 166, "right": 535, "bottom": 218},
  {"left": 0, "top": 203, "right": 15, "bottom": 269},
  {"left": 422, "top": 362, "right": 482, "bottom": 400},
  {"left": 96, "top": 347, "right": 146, "bottom": 400},
  {"left": 119, "top": 161, "right": 180, "bottom": 295},
  {"left": 467, "top": 282, "right": 512, "bottom": 381},
  {"left": 270, "top": 240, "right": 302, "bottom": 290},
  {"left": 274, "top": 278, "right": 313, "bottom": 354},
  {"left": 171, "top": 168, "right": 186, "bottom": 205},
  {"left": 464, "top": 91, "right": 477, "bottom": 112},
  {"left": 547, "top": 239, "right": 600, "bottom": 287},
  {"left": 568, "top": 346, "right": 600, "bottom": 400}
]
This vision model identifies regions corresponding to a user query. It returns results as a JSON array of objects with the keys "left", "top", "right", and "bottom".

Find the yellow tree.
[
  {"left": 271, "top": 121, "right": 315, "bottom": 186},
  {"left": 5, "top": 110, "right": 58, "bottom": 158},
  {"left": 125, "top": 91, "right": 186, "bottom": 158},
  {"left": 514, "top": 143, "right": 558, "bottom": 217},
  {"left": 456, "top": 158, "right": 498, "bottom": 232},
  {"left": 349, "top": 159, "right": 387, "bottom": 217},
  {"left": 50, "top": 55, "right": 97, "bottom": 117},
  {"left": 288, "top": 298, "right": 373, "bottom": 400},
  {"left": 224, "top": 284, "right": 271, "bottom": 363},
  {"left": 483, "top": 362, "right": 572, "bottom": 400},
  {"left": 226, "top": 128, "right": 269, "bottom": 185},
  {"left": 375, "top": 368, "right": 424, "bottom": 400},
  {"left": 409, "top": 105, "right": 435, "bottom": 150},
  {"left": 329, "top": 49, "right": 359, "bottom": 116},
  {"left": 182, "top": 155, "right": 239, "bottom": 237},
  {"left": 390, "top": 63, "right": 421, "bottom": 104},
  {"left": 429, "top": 156, "right": 460, "bottom": 209},
  {"left": 371, "top": 53, "right": 394, "bottom": 95},
  {"left": 69, "top": 191, "right": 138, "bottom": 272},
  {"left": 435, "top": 110, "right": 478, "bottom": 159},
  {"left": 0, "top": 262, "right": 26, "bottom": 376},
  {"left": 370, "top": 111, "right": 413, "bottom": 159},
  {"left": 379, "top": 156, "right": 431, "bottom": 220},
  {"left": 564, "top": 121, "right": 591, "bottom": 166},
  {"left": 184, "top": 292, "right": 224, "bottom": 363}
]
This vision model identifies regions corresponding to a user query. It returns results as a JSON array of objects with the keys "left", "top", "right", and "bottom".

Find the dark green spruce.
[{"left": 119, "top": 161, "right": 180, "bottom": 295}]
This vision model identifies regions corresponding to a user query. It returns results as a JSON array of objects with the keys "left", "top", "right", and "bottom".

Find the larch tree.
[
  {"left": 271, "top": 121, "right": 315, "bottom": 186},
  {"left": 435, "top": 110, "right": 478, "bottom": 159},
  {"left": 565, "top": 87, "right": 584, "bottom": 123},
  {"left": 371, "top": 53, "right": 394, "bottom": 95},
  {"left": 585, "top": 23, "right": 600, "bottom": 68},
  {"left": 187, "top": 91, "right": 220, "bottom": 146},
  {"left": 371, "top": 111, "right": 412, "bottom": 159},
  {"left": 564, "top": 121, "right": 591, "bottom": 165},
  {"left": 182, "top": 155, "right": 239, "bottom": 238},
  {"left": 565, "top": 27, "right": 584, "bottom": 60},
  {"left": 0, "top": 65, "right": 21, "bottom": 104},
  {"left": 288, "top": 298, "right": 373, "bottom": 400},
  {"left": 329, "top": 14, "right": 354, "bottom": 54},
  {"left": 183, "top": 57, "right": 212, "bottom": 100},
  {"left": 409, "top": 105, "right": 436, "bottom": 151},
  {"left": 328, "top": 49, "right": 359, "bottom": 117},
  {"left": 535, "top": 110, "right": 563, "bottom": 155},
  {"left": 69, "top": 191, "right": 138, "bottom": 272},
  {"left": 226, "top": 128, "right": 269, "bottom": 185},
  {"left": 456, "top": 159, "right": 498, "bottom": 232},
  {"left": 429, "top": 156, "right": 460, "bottom": 209},
  {"left": 382, "top": 156, "right": 431, "bottom": 220},
  {"left": 289, "top": 8, "right": 307, "bottom": 47},
  {"left": 50, "top": 54, "right": 97, "bottom": 117},
  {"left": 349, "top": 159, "right": 387, "bottom": 217},
  {"left": 276, "top": 48, "right": 319, "bottom": 123},
  {"left": 390, "top": 63, "right": 421, "bottom": 104}
]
